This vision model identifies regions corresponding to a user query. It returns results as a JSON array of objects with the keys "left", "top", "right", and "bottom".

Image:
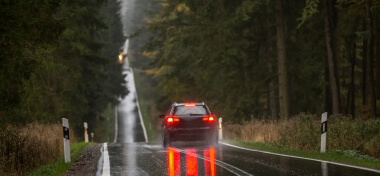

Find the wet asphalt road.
[
  {"left": 104, "top": 51, "right": 380, "bottom": 176},
  {"left": 106, "top": 142, "right": 380, "bottom": 176}
]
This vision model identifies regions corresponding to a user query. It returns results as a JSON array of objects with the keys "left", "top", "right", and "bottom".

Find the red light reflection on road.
[
  {"left": 204, "top": 148, "right": 216, "bottom": 176},
  {"left": 167, "top": 147, "right": 181, "bottom": 176},
  {"left": 167, "top": 147, "right": 217, "bottom": 176},
  {"left": 186, "top": 149, "right": 198, "bottom": 176}
]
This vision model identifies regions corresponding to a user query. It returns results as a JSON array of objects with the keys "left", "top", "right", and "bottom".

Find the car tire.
[{"left": 163, "top": 133, "right": 171, "bottom": 147}]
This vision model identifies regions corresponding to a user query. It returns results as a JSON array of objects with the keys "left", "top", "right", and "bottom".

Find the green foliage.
[
  {"left": 144, "top": 0, "right": 322, "bottom": 120},
  {"left": 92, "top": 103, "right": 115, "bottom": 142},
  {"left": 0, "top": 0, "right": 127, "bottom": 136},
  {"left": 134, "top": 68, "right": 161, "bottom": 141},
  {"left": 298, "top": 0, "right": 320, "bottom": 28},
  {"left": 143, "top": 0, "right": 380, "bottom": 121},
  {"left": 225, "top": 114, "right": 380, "bottom": 158},
  {"left": 276, "top": 113, "right": 320, "bottom": 150},
  {"left": 275, "top": 114, "right": 380, "bottom": 157},
  {"left": 29, "top": 142, "right": 90, "bottom": 176}
]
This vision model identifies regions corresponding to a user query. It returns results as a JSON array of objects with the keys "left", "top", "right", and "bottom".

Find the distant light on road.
[{"left": 118, "top": 53, "right": 123, "bottom": 63}]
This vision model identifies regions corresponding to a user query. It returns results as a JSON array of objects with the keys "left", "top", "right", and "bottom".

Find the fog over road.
[{"left": 95, "top": 40, "right": 380, "bottom": 176}]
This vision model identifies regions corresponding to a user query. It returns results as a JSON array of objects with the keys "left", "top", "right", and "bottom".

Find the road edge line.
[
  {"left": 175, "top": 148, "right": 252, "bottom": 176},
  {"left": 220, "top": 142, "right": 380, "bottom": 174},
  {"left": 101, "top": 143, "right": 111, "bottom": 176},
  {"left": 131, "top": 68, "right": 148, "bottom": 142},
  {"left": 113, "top": 106, "right": 118, "bottom": 143}
]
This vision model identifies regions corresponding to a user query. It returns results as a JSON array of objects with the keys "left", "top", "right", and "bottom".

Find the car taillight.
[
  {"left": 166, "top": 116, "right": 180, "bottom": 125},
  {"left": 202, "top": 116, "right": 215, "bottom": 122}
]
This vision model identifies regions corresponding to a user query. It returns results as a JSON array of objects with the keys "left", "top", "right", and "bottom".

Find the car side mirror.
[{"left": 159, "top": 114, "right": 165, "bottom": 119}]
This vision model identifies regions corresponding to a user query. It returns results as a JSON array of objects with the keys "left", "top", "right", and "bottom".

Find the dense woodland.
[
  {"left": 141, "top": 0, "right": 380, "bottom": 121},
  {"left": 1, "top": 0, "right": 380, "bottom": 128},
  {"left": 0, "top": 0, "right": 126, "bottom": 132}
]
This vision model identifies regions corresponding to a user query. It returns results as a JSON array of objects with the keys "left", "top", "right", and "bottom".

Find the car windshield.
[{"left": 173, "top": 105, "right": 207, "bottom": 115}]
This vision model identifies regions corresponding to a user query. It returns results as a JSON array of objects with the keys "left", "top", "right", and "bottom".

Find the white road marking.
[
  {"left": 95, "top": 144, "right": 104, "bottom": 176},
  {"left": 175, "top": 148, "right": 253, "bottom": 176},
  {"left": 102, "top": 143, "right": 111, "bottom": 176},
  {"left": 132, "top": 68, "right": 148, "bottom": 142},
  {"left": 221, "top": 142, "right": 380, "bottom": 174},
  {"left": 113, "top": 106, "right": 118, "bottom": 143}
]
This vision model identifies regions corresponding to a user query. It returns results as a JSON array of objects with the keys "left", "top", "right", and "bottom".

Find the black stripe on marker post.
[
  {"left": 63, "top": 127, "right": 70, "bottom": 140},
  {"left": 321, "top": 121, "right": 327, "bottom": 134}
]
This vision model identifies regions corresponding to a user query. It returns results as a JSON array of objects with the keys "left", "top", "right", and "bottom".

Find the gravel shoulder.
[{"left": 63, "top": 143, "right": 102, "bottom": 176}]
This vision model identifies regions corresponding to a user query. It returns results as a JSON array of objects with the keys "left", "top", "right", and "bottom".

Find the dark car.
[{"left": 159, "top": 102, "right": 218, "bottom": 147}]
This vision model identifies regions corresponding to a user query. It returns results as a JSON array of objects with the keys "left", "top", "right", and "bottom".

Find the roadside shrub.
[
  {"left": 328, "top": 117, "right": 380, "bottom": 156},
  {"left": 0, "top": 123, "right": 75, "bottom": 175},
  {"left": 276, "top": 113, "right": 320, "bottom": 150},
  {"left": 224, "top": 114, "right": 380, "bottom": 158}
]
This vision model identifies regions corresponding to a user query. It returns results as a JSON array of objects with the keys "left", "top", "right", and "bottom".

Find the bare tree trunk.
[
  {"left": 348, "top": 41, "right": 356, "bottom": 118},
  {"left": 366, "top": 0, "right": 377, "bottom": 118},
  {"left": 275, "top": 0, "right": 289, "bottom": 119},
  {"left": 325, "top": 59, "right": 332, "bottom": 114},
  {"left": 323, "top": 0, "right": 340, "bottom": 115},
  {"left": 363, "top": 38, "right": 368, "bottom": 106},
  {"left": 267, "top": 4, "right": 278, "bottom": 120},
  {"left": 268, "top": 61, "right": 278, "bottom": 120},
  {"left": 376, "top": 7, "right": 380, "bottom": 119}
]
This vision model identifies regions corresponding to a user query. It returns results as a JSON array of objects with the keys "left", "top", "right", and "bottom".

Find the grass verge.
[
  {"left": 224, "top": 140, "right": 380, "bottom": 170},
  {"left": 29, "top": 142, "right": 91, "bottom": 176},
  {"left": 224, "top": 115, "right": 380, "bottom": 158},
  {"left": 0, "top": 123, "right": 76, "bottom": 175},
  {"left": 133, "top": 68, "right": 159, "bottom": 141}
]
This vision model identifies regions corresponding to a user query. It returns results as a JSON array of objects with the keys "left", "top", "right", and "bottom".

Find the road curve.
[{"left": 115, "top": 54, "right": 147, "bottom": 143}]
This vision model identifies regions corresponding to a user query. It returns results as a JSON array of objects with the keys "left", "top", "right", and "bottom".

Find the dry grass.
[
  {"left": 224, "top": 113, "right": 380, "bottom": 158},
  {"left": 224, "top": 120, "right": 281, "bottom": 143},
  {"left": 0, "top": 123, "right": 76, "bottom": 175}
]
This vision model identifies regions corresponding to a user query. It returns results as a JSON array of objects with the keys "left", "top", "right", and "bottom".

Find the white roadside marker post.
[
  {"left": 84, "top": 122, "right": 89, "bottom": 143},
  {"left": 62, "top": 118, "right": 71, "bottom": 163},
  {"left": 320, "top": 112, "right": 328, "bottom": 153},
  {"left": 91, "top": 132, "right": 94, "bottom": 142},
  {"left": 218, "top": 117, "right": 223, "bottom": 140}
]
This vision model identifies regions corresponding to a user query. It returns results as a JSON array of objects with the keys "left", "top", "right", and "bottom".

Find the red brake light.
[
  {"left": 166, "top": 116, "right": 180, "bottom": 125},
  {"left": 202, "top": 116, "right": 215, "bottom": 122},
  {"left": 185, "top": 104, "right": 196, "bottom": 107}
]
